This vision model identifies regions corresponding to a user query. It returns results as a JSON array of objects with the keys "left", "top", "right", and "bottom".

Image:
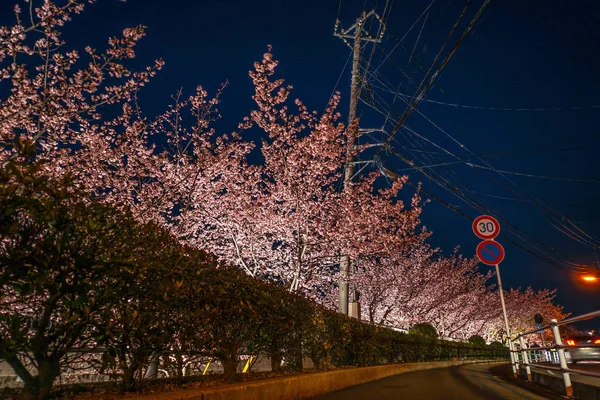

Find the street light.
[{"left": 581, "top": 274, "right": 598, "bottom": 283}]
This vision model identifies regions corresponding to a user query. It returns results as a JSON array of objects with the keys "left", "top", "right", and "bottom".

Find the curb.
[{"left": 130, "top": 359, "right": 502, "bottom": 400}]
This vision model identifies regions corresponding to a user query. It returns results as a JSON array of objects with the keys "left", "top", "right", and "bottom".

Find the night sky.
[{"left": 3, "top": 0, "right": 599, "bottom": 328}]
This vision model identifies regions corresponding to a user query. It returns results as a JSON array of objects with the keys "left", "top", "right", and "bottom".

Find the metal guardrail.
[{"left": 510, "top": 310, "right": 600, "bottom": 398}]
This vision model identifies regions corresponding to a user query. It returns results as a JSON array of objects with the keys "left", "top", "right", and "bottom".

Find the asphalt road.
[{"left": 312, "top": 363, "right": 563, "bottom": 400}]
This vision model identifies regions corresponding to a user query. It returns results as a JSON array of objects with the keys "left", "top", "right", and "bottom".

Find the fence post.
[
  {"left": 519, "top": 336, "right": 532, "bottom": 381},
  {"left": 551, "top": 319, "right": 573, "bottom": 398},
  {"left": 508, "top": 340, "right": 518, "bottom": 377}
]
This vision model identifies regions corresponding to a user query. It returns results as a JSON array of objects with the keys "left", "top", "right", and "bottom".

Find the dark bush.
[
  {"left": 0, "top": 155, "right": 166, "bottom": 399},
  {"left": 468, "top": 335, "right": 487, "bottom": 347},
  {"left": 255, "top": 283, "right": 314, "bottom": 372},
  {"left": 0, "top": 153, "right": 508, "bottom": 398},
  {"left": 303, "top": 307, "right": 331, "bottom": 369},
  {"left": 409, "top": 323, "right": 438, "bottom": 340}
]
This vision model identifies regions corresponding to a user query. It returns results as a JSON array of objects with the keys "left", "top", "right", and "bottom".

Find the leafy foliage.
[
  {"left": 468, "top": 335, "right": 487, "bottom": 347},
  {"left": 0, "top": 146, "right": 153, "bottom": 398},
  {"left": 409, "top": 323, "right": 438, "bottom": 340}
]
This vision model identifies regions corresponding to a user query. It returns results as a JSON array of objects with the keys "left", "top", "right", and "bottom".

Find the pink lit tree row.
[{"left": 0, "top": 0, "right": 565, "bottom": 348}]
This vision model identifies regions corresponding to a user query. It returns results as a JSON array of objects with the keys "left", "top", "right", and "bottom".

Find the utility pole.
[{"left": 334, "top": 10, "right": 385, "bottom": 316}]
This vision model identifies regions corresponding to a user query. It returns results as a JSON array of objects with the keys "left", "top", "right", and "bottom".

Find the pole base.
[{"left": 564, "top": 385, "right": 573, "bottom": 398}]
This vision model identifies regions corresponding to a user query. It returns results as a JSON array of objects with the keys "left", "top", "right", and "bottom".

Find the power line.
[
  {"left": 466, "top": 163, "right": 600, "bottom": 184},
  {"left": 377, "top": 160, "right": 585, "bottom": 273},
  {"left": 382, "top": 0, "right": 474, "bottom": 148},
  {"left": 396, "top": 93, "right": 600, "bottom": 250},
  {"left": 359, "top": 88, "right": 592, "bottom": 271},
  {"left": 390, "top": 92, "right": 600, "bottom": 112},
  {"left": 381, "top": 0, "right": 494, "bottom": 152},
  {"left": 408, "top": 10, "right": 429, "bottom": 64},
  {"left": 326, "top": 49, "right": 353, "bottom": 109},
  {"left": 368, "top": 0, "right": 438, "bottom": 78},
  {"left": 385, "top": 144, "right": 589, "bottom": 266},
  {"left": 366, "top": 71, "right": 600, "bottom": 250}
]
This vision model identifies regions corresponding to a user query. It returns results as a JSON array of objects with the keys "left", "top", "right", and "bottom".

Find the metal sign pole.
[
  {"left": 472, "top": 216, "right": 516, "bottom": 375},
  {"left": 495, "top": 263, "right": 517, "bottom": 377}
]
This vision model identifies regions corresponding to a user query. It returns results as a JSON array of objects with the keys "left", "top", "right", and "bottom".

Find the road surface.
[{"left": 312, "top": 363, "right": 562, "bottom": 400}]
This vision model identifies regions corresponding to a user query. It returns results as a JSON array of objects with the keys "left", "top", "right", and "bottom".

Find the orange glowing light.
[
  {"left": 594, "top": 339, "right": 600, "bottom": 344},
  {"left": 582, "top": 275, "right": 599, "bottom": 282}
]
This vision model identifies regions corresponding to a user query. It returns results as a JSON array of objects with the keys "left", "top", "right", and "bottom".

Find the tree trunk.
[
  {"left": 37, "top": 379, "right": 54, "bottom": 400},
  {"left": 120, "top": 367, "right": 137, "bottom": 393},
  {"left": 175, "top": 354, "right": 185, "bottom": 379},
  {"left": 288, "top": 341, "right": 303, "bottom": 373},
  {"left": 291, "top": 352, "right": 303, "bottom": 372},
  {"left": 310, "top": 355, "right": 321, "bottom": 370},
  {"left": 25, "top": 358, "right": 60, "bottom": 400},
  {"left": 270, "top": 354, "right": 283, "bottom": 372},
  {"left": 119, "top": 354, "right": 144, "bottom": 392},
  {"left": 221, "top": 357, "right": 238, "bottom": 381},
  {"left": 22, "top": 379, "right": 46, "bottom": 400}
]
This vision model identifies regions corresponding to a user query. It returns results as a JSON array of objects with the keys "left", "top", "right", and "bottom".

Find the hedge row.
[{"left": 0, "top": 156, "right": 507, "bottom": 400}]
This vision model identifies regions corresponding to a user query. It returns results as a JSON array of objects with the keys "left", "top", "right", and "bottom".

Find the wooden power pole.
[{"left": 334, "top": 10, "right": 385, "bottom": 316}]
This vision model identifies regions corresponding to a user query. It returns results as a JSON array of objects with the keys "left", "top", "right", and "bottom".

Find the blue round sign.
[{"left": 476, "top": 240, "right": 505, "bottom": 266}]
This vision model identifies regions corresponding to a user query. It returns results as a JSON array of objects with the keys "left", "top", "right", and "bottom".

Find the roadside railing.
[{"left": 510, "top": 310, "right": 600, "bottom": 398}]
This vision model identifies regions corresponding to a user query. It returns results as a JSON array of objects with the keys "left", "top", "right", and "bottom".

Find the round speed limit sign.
[{"left": 472, "top": 215, "right": 500, "bottom": 240}]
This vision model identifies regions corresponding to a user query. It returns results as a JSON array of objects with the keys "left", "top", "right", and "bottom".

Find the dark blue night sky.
[{"left": 3, "top": 0, "right": 599, "bottom": 327}]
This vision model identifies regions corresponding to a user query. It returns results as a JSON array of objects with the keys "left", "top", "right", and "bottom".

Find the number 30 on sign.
[{"left": 472, "top": 215, "right": 500, "bottom": 240}]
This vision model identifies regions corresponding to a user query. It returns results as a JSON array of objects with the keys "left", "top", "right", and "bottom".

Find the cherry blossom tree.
[
  {"left": 0, "top": 0, "right": 460, "bottom": 306},
  {"left": 0, "top": 1, "right": 162, "bottom": 167},
  {"left": 223, "top": 49, "right": 349, "bottom": 290},
  {"left": 0, "top": 0, "right": 251, "bottom": 227},
  {"left": 411, "top": 254, "right": 493, "bottom": 336},
  {"left": 0, "top": 0, "right": 568, "bottom": 363},
  {"left": 352, "top": 246, "right": 493, "bottom": 332},
  {"left": 480, "top": 287, "right": 568, "bottom": 343},
  {"left": 203, "top": 50, "right": 427, "bottom": 292},
  {"left": 346, "top": 238, "right": 434, "bottom": 326}
]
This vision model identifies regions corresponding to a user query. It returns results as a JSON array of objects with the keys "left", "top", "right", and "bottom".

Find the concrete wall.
[{"left": 135, "top": 360, "right": 496, "bottom": 400}]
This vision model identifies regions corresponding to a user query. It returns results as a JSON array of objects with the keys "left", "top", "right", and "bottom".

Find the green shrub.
[
  {"left": 409, "top": 323, "right": 438, "bottom": 340},
  {"left": 0, "top": 155, "right": 167, "bottom": 398},
  {"left": 303, "top": 306, "right": 331, "bottom": 369},
  {"left": 0, "top": 154, "right": 507, "bottom": 397},
  {"left": 468, "top": 335, "right": 487, "bottom": 347},
  {"left": 258, "top": 286, "right": 314, "bottom": 372}
]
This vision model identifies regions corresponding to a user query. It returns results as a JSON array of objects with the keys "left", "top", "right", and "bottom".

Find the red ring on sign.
[
  {"left": 476, "top": 240, "right": 505, "bottom": 266},
  {"left": 472, "top": 215, "right": 500, "bottom": 240}
]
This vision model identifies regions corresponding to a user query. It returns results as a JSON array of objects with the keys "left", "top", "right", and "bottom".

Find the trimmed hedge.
[
  {"left": 0, "top": 158, "right": 508, "bottom": 399},
  {"left": 302, "top": 311, "right": 507, "bottom": 368}
]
